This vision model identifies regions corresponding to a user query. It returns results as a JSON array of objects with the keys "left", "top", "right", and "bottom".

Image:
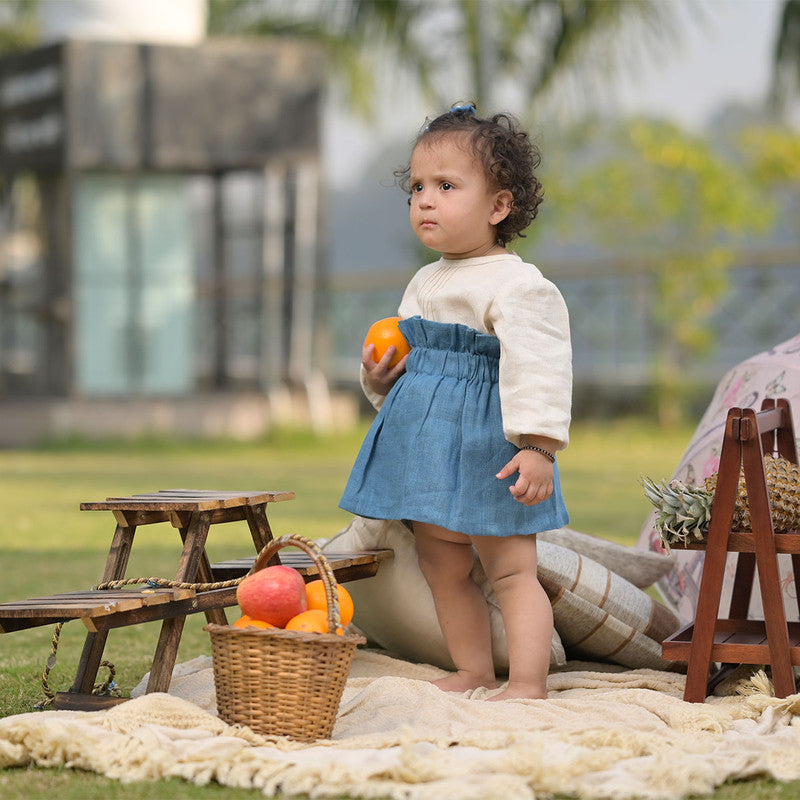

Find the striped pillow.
[
  {"left": 536, "top": 540, "right": 680, "bottom": 669},
  {"left": 538, "top": 526, "right": 673, "bottom": 589}
]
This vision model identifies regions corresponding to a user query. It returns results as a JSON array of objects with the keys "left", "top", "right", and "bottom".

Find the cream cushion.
[{"left": 322, "top": 516, "right": 681, "bottom": 672}]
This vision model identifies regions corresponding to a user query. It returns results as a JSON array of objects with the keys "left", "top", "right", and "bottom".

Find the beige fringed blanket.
[{"left": 2, "top": 651, "right": 800, "bottom": 799}]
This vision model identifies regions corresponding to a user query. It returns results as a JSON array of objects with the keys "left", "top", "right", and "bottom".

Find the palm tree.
[{"left": 208, "top": 0, "right": 687, "bottom": 118}]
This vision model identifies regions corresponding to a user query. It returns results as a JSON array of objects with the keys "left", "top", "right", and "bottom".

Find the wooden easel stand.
[{"left": 662, "top": 398, "right": 800, "bottom": 702}]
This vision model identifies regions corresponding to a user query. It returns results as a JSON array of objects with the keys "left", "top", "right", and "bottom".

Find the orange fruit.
[
  {"left": 284, "top": 609, "right": 345, "bottom": 635},
  {"left": 364, "top": 317, "right": 410, "bottom": 367},
  {"left": 285, "top": 609, "right": 330, "bottom": 633},
  {"left": 305, "top": 580, "right": 354, "bottom": 627},
  {"left": 232, "top": 614, "right": 275, "bottom": 630}
]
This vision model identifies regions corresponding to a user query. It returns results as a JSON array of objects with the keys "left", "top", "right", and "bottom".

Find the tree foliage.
[
  {"left": 740, "top": 125, "right": 800, "bottom": 185},
  {"left": 543, "top": 119, "right": 776, "bottom": 423}
]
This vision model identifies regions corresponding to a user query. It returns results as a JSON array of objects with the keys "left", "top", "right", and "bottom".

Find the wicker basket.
[{"left": 205, "top": 534, "right": 365, "bottom": 742}]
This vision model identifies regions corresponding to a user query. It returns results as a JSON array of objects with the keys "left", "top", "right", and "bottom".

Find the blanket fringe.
[
  {"left": 733, "top": 668, "right": 800, "bottom": 716},
  {"left": 734, "top": 669, "right": 774, "bottom": 698}
]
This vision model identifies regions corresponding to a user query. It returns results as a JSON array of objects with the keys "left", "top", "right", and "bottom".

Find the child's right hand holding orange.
[{"left": 362, "top": 342, "right": 408, "bottom": 396}]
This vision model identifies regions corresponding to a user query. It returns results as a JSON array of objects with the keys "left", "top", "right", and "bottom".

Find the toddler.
[{"left": 340, "top": 104, "right": 572, "bottom": 700}]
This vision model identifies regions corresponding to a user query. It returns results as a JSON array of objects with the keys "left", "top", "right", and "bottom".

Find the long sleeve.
[{"left": 490, "top": 276, "right": 572, "bottom": 449}]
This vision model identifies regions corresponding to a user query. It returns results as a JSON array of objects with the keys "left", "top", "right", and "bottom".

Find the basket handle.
[{"left": 249, "top": 535, "right": 341, "bottom": 633}]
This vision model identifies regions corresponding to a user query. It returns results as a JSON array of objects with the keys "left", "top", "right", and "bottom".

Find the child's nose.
[{"left": 416, "top": 190, "right": 434, "bottom": 208}]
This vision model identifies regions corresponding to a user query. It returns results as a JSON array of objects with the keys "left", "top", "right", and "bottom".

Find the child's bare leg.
[
  {"left": 471, "top": 534, "right": 551, "bottom": 700},
  {"left": 414, "top": 521, "right": 497, "bottom": 692}
]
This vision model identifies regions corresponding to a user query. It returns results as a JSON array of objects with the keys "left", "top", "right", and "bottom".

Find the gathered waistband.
[{"left": 398, "top": 316, "right": 500, "bottom": 382}]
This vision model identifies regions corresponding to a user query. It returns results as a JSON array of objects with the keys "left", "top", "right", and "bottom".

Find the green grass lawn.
[{"left": 1, "top": 419, "right": 798, "bottom": 799}]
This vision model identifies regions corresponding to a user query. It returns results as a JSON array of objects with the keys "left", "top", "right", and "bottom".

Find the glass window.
[{"left": 73, "top": 174, "right": 193, "bottom": 395}]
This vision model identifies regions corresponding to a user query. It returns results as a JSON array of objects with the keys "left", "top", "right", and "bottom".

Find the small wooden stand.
[{"left": 662, "top": 398, "right": 800, "bottom": 702}]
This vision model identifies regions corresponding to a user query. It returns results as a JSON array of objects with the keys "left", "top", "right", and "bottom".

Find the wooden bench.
[
  {"left": 210, "top": 551, "right": 390, "bottom": 584},
  {"left": 0, "top": 490, "right": 391, "bottom": 709},
  {"left": 662, "top": 398, "right": 800, "bottom": 701}
]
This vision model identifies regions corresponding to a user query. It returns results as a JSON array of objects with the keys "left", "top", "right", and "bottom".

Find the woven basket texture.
[{"left": 206, "top": 534, "right": 365, "bottom": 741}]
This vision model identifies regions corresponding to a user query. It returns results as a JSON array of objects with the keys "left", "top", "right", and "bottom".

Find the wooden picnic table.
[{"left": 0, "top": 489, "right": 391, "bottom": 710}]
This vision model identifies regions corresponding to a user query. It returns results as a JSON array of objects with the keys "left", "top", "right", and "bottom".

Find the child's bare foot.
[
  {"left": 432, "top": 671, "right": 498, "bottom": 693},
  {"left": 488, "top": 681, "right": 547, "bottom": 701}
]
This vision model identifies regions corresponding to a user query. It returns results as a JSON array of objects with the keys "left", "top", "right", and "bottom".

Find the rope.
[
  {"left": 34, "top": 571, "right": 252, "bottom": 709},
  {"left": 34, "top": 622, "right": 63, "bottom": 709},
  {"left": 34, "top": 620, "right": 124, "bottom": 709},
  {"left": 94, "top": 575, "right": 245, "bottom": 592}
]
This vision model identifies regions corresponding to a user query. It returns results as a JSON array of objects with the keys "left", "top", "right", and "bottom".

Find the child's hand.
[
  {"left": 496, "top": 450, "right": 554, "bottom": 506},
  {"left": 362, "top": 342, "right": 407, "bottom": 396}
]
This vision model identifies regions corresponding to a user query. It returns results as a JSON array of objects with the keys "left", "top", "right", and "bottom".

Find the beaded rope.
[{"left": 519, "top": 444, "right": 555, "bottom": 463}]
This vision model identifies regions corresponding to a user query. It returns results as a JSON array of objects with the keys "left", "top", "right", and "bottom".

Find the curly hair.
[{"left": 395, "top": 105, "right": 543, "bottom": 246}]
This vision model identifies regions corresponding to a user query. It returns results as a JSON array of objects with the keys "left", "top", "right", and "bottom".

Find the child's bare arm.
[
  {"left": 495, "top": 436, "right": 559, "bottom": 506},
  {"left": 362, "top": 342, "right": 408, "bottom": 396}
]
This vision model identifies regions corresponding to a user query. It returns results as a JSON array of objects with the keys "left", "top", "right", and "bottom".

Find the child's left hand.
[{"left": 496, "top": 450, "right": 554, "bottom": 506}]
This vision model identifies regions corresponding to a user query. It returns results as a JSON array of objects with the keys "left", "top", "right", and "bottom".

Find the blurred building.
[{"left": 0, "top": 1, "right": 348, "bottom": 445}]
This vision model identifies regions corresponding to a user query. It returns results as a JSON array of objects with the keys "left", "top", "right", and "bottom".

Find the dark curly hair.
[{"left": 395, "top": 104, "right": 543, "bottom": 246}]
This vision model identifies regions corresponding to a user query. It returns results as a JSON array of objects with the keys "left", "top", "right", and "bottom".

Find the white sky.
[
  {"left": 615, "top": 0, "right": 782, "bottom": 128},
  {"left": 324, "top": 0, "right": 785, "bottom": 188}
]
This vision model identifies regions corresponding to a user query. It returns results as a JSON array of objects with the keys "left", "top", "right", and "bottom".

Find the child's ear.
[{"left": 489, "top": 190, "right": 513, "bottom": 225}]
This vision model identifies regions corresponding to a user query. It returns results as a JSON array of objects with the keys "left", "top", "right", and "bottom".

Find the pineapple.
[{"left": 642, "top": 455, "right": 800, "bottom": 551}]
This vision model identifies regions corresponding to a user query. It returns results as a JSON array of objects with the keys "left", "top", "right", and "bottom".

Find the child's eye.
[
  {"left": 441, "top": 182, "right": 453, "bottom": 191},
  {"left": 411, "top": 183, "right": 423, "bottom": 193}
]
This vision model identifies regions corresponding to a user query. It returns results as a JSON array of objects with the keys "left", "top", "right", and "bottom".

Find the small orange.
[
  {"left": 232, "top": 614, "right": 276, "bottom": 630},
  {"left": 285, "top": 609, "right": 330, "bottom": 633},
  {"left": 364, "top": 317, "right": 410, "bottom": 368},
  {"left": 284, "top": 609, "right": 345, "bottom": 635},
  {"left": 305, "top": 580, "right": 354, "bottom": 627}
]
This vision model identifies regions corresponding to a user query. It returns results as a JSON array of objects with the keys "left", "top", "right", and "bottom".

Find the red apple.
[{"left": 236, "top": 565, "right": 308, "bottom": 627}]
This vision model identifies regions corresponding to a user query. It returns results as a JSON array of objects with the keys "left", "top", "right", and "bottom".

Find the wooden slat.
[
  {"left": 81, "top": 489, "right": 294, "bottom": 512},
  {"left": 215, "top": 550, "right": 393, "bottom": 569},
  {"left": 0, "top": 588, "right": 195, "bottom": 619},
  {"left": 663, "top": 619, "right": 800, "bottom": 665},
  {"left": 53, "top": 693, "right": 129, "bottom": 711},
  {"left": 113, "top": 510, "right": 170, "bottom": 527},
  {"left": 81, "top": 587, "right": 237, "bottom": 631},
  {"left": 677, "top": 531, "right": 800, "bottom": 553},
  {"left": 751, "top": 407, "right": 786, "bottom": 437},
  {"left": 0, "top": 616, "right": 74, "bottom": 633},
  {"left": 210, "top": 550, "right": 393, "bottom": 581}
]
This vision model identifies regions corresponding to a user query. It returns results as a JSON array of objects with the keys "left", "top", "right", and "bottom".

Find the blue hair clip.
[{"left": 449, "top": 103, "right": 476, "bottom": 116}]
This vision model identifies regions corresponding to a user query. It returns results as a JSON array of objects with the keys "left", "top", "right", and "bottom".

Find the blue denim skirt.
[{"left": 339, "top": 316, "right": 569, "bottom": 536}]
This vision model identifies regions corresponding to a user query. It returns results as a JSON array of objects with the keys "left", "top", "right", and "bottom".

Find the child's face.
[{"left": 408, "top": 133, "right": 512, "bottom": 259}]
